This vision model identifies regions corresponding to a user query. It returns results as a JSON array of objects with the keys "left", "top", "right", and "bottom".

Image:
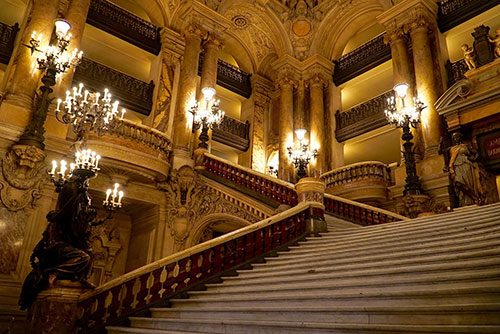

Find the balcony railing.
[
  {"left": 201, "top": 153, "right": 298, "bottom": 208},
  {"left": 212, "top": 116, "right": 250, "bottom": 151},
  {"left": 87, "top": 0, "right": 161, "bottom": 55},
  {"left": 446, "top": 58, "right": 468, "bottom": 87},
  {"left": 438, "top": 0, "right": 500, "bottom": 32},
  {"left": 74, "top": 57, "right": 154, "bottom": 116},
  {"left": 76, "top": 202, "right": 313, "bottom": 334},
  {"left": 0, "top": 22, "right": 18, "bottom": 65},
  {"left": 198, "top": 52, "right": 252, "bottom": 98},
  {"left": 321, "top": 161, "right": 392, "bottom": 205},
  {"left": 335, "top": 91, "right": 392, "bottom": 142},
  {"left": 333, "top": 33, "right": 391, "bottom": 86},
  {"left": 324, "top": 193, "right": 407, "bottom": 226}
]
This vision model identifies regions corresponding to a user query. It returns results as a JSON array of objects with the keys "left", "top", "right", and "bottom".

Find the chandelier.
[
  {"left": 56, "top": 83, "right": 125, "bottom": 145},
  {"left": 287, "top": 129, "right": 318, "bottom": 180},
  {"left": 189, "top": 87, "right": 224, "bottom": 149},
  {"left": 25, "top": 19, "right": 82, "bottom": 76}
]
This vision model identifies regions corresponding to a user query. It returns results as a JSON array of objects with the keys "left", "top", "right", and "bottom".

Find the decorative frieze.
[
  {"left": 74, "top": 57, "right": 155, "bottom": 116},
  {"left": 87, "top": 0, "right": 161, "bottom": 55},
  {"left": 445, "top": 58, "right": 468, "bottom": 87},
  {"left": 335, "top": 91, "right": 392, "bottom": 142},
  {"left": 0, "top": 22, "right": 18, "bottom": 65}
]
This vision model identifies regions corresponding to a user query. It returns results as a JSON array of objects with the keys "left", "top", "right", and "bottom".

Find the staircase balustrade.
[
  {"left": 76, "top": 202, "right": 315, "bottom": 334},
  {"left": 321, "top": 161, "right": 391, "bottom": 188},
  {"left": 202, "top": 153, "right": 298, "bottom": 207},
  {"left": 324, "top": 193, "right": 407, "bottom": 225}
]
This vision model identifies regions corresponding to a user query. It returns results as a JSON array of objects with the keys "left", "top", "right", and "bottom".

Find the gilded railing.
[
  {"left": 76, "top": 202, "right": 313, "bottom": 333},
  {"left": 212, "top": 116, "right": 250, "bottom": 151},
  {"left": 333, "top": 33, "right": 391, "bottom": 85},
  {"left": 87, "top": 0, "right": 161, "bottom": 54},
  {"left": 74, "top": 57, "right": 155, "bottom": 116},
  {"left": 104, "top": 119, "right": 171, "bottom": 156},
  {"left": 335, "top": 91, "right": 392, "bottom": 142},
  {"left": 201, "top": 153, "right": 298, "bottom": 207},
  {"left": 321, "top": 161, "right": 392, "bottom": 188},
  {"left": 324, "top": 193, "right": 407, "bottom": 226},
  {"left": 0, "top": 22, "right": 19, "bottom": 65},
  {"left": 438, "top": 0, "right": 500, "bottom": 32},
  {"left": 198, "top": 52, "right": 252, "bottom": 98}
]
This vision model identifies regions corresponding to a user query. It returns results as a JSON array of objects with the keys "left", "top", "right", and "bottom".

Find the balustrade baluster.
[
  {"left": 263, "top": 226, "right": 273, "bottom": 252},
  {"left": 201, "top": 249, "right": 213, "bottom": 278},
  {"left": 255, "top": 229, "right": 264, "bottom": 256},
  {"left": 235, "top": 237, "right": 246, "bottom": 265},
  {"left": 176, "top": 258, "right": 190, "bottom": 290},
  {"left": 223, "top": 240, "right": 236, "bottom": 270},
  {"left": 135, "top": 273, "right": 151, "bottom": 308},
  {"left": 189, "top": 253, "right": 203, "bottom": 285},
  {"left": 213, "top": 244, "right": 224, "bottom": 274},
  {"left": 148, "top": 267, "right": 164, "bottom": 303},
  {"left": 92, "top": 292, "right": 108, "bottom": 327},
  {"left": 162, "top": 262, "right": 177, "bottom": 296},
  {"left": 121, "top": 279, "right": 137, "bottom": 314},
  {"left": 107, "top": 285, "right": 123, "bottom": 320},
  {"left": 245, "top": 233, "right": 256, "bottom": 260}
]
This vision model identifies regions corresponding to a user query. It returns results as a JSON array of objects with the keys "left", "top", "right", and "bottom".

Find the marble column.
[
  {"left": 308, "top": 73, "right": 327, "bottom": 177},
  {"left": 326, "top": 82, "right": 344, "bottom": 170},
  {"left": 408, "top": 17, "right": 442, "bottom": 156},
  {"left": 294, "top": 80, "right": 306, "bottom": 139},
  {"left": 172, "top": 24, "right": 203, "bottom": 169},
  {"left": 54, "top": 0, "right": 91, "bottom": 96},
  {"left": 6, "top": 0, "right": 60, "bottom": 108},
  {"left": 277, "top": 72, "right": 295, "bottom": 183},
  {"left": 251, "top": 81, "right": 271, "bottom": 173}
]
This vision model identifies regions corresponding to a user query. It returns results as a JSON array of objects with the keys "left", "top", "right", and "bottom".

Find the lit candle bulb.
[
  {"left": 104, "top": 88, "right": 109, "bottom": 100},
  {"left": 120, "top": 109, "right": 125, "bottom": 120},
  {"left": 59, "top": 160, "right": 67, "bottom": 176},
  {"left": 75, "top": 151, "right": 81, "bottom": 165},
  {"left": 38, "top": 33, "right": 42, "bottom": 41},
  {"left": 70, "top": 163, "right": 76, "bottom": 172},
  {"left": 31, "top": 31, "right": 36, "bottom": 39},
  {"left": 95, "top": 155, "right": 101, "bottom": 169},
  {"left": 95, "top": 93, "right": 100, "bottom": 103},
  {"left": 118, "top": 191, "right": 124, "bottom": 205},
  {"left": 84, "top": 90, "right": 89, "bottom": 103},
  {"left": 51, "top": 160, "right": 57, "bottom": 175},
  {"left": 105, "top": 189, "right": 112, "bottom": 203},
  {"left": 78, "top": 83, "right": 83, "bottom": 95},
  {"left": 56, "top": 99, "right": 62, "bottom": 111}
]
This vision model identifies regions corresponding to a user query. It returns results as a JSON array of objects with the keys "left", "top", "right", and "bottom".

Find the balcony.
[
  {"left": 438, "top": 0, "right": 500, "bottom": 32},
  {"left": 321, "top": 161, "right": 392, "bottom": 205},
  {"left": 333, "top": 33, "right": 391, "bottom": 86},
  {"left": 446, "top": 58, "right": 468, "bottom": 88},
  {"left": 335, "top": 91, "right": 392, "bottom": 142},
  {"left": 74, "top": 57, "right": 154, "bottom": 116},
  {"left": 212, "top": 116, "right": 250, "bottom": 151},
  {"left": 87, "top": 0, "right": 161, "bottom": 55},
  {"left": 0, "top": 22, "right": 18, "bottom": 65},
  {"left": 198, "top": 52, "right": 252, "bottom": 98}
]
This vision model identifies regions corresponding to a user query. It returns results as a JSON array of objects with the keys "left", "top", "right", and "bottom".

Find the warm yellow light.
[
  {"left": 295, "top": 129, "right": 307, "bottom": 141},
  {"left": 202, "top": 87, "right": 216, "bottom": 101},
  {"left": 54, "top": 19, "right": 71, "bottom": 37},
  {"left": 393, "top": 83, "right": 409, "bottom": 99}
]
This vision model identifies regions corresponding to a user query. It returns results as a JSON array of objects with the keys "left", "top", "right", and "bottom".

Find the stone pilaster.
[
  {"left": 250, "top": 75, "right": 272, "bottom": 173},
  {"left": 325, "top": 81, "right": 344, "bottom": 170},
  {"left": 172, "top": 24, "right": 204, "bottom": 169},
  {"left": 307, "top": 72, "right": 328, "bottom": 177}
]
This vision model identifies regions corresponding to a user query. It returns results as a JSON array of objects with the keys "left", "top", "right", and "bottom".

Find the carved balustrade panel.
[
  {"left": 202, "top": 154, "right": 298, "bottom": 207},
  {"left": 87, "top": 0, "right": 161, "bottom": 54},
  {"left": 324, "top": 194, "right": 406, "bottom": 226},
  {"left": 321, "top": 161, "right": 392, "bottom": 205},
  {"left": 333, "top": 33, "right": 391, "bottom": 86},
  {"left": 76, "top": 205, "right": 309, "bottom": 333},
  {"left": 74, "top": 57, "right": 155, "bottom": 116},
  {"left": 438, "top": 0, "right": 500, "bottom": 32},
  {"left": 0, "top": 22, "right": 19, "bottom": 65},
  {"left": 198, "top": 52, "right": 252, "bottom": 98},
  {"left": 445, "top": 59, "right": 468, "bottom": 87},
  {"left": 212, "top": 116, "right": 250, "bottom": 151},
  {"left": 335, "top": 91, "right": 392, "bottom": 142}
]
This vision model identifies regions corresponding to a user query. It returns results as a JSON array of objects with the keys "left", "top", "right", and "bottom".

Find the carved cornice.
[
  {"left": 203, "top": 32, "right": 224, "bottom": 51},
  {"left": 0, "top": 22, "right": 18, "bottom": 65},
  {"left": 377, "top": 0, "right": 438, "bottom": 33},
  {"left": 160, "top": 27, "right": 184, "bottom": 65},
  {"left": 179, "top": 0, "right": 231, "bottom": 36}
]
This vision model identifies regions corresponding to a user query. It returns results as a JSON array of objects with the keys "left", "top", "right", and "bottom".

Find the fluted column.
[
  {"left": 308, "top": 73, "right": 327, "bottom": 177},
  {"left": 5, "top": 0, "right": 60, "bottom": 108},
  {"left": 407, "top": 13, "right": 442, "bottom": 156},
  {"left": 172, "top": 24, "right": 203, "bottom": 169},
  {"left": 251, "top": 75, "right": 272, "bottom": 173},
  {"left": 277, "top": 71, "right": 295, "bottom": 182},
  {"left": 54, "top": 0, "right": 91, "bottom": 96}
]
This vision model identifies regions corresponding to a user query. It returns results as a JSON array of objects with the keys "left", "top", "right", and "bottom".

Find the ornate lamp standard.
[
  {"left": 189, "top": 87, "right": 224, "bottom": 149},
  {"left": 55, "top": 83, "right": 125, "bottom": 148},
  {"left": 19, "top": 19, "right": 83, "bottom": 149},
  {"left": 384, "top": 83, "right": 426, "bottom": 195},
  {"left": 287, "top": 129, "right": 318, "bottom": 180}
]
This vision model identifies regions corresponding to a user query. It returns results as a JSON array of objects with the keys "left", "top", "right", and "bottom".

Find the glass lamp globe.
[
  {"left": 202, "top": 87, "right": 216, "bottom": 101},
  {"left": 295, "top": 129, "right": 307, "bottom": 142},
  {"left": 54, "top": 19, "right": 72, "bottom": 37},
  {"left": 393, "top": 83, "right": 409, "bottom": 99}
]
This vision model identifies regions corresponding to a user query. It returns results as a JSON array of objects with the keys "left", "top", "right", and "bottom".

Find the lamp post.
[
  {"left": 384, "top": 83, "right": 426, "bottom": 196},
  {"left": 55, "top": 83, "right": 125, "bottom": 148},
  {"left": 18, "top": 19, "right": 83, "bottom": 150},
  {"left": 287, "top": 129, "right": 318, "bottom": 180},
  {"left": 189, "top": 87, "right": 224, "bottom": 149}
]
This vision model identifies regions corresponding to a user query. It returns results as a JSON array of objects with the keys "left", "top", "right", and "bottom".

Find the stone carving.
[
  {"left": 471, "top": 25, "right": 495, "bottom": 67},
  {"left": 0, "top": 22, "right": 19, "bottom": 65},
  {"left": 488, "top": 28, "right": 500, "bottom": 58},
  {"left": 400, "top": 194, "right": 440, "bottom": 219},
  {"left": 0, "top": 207, "right": 27, "bottom": 274},
  {"left": 152, "top": 56, "right": 176, "bottom": 132},
  {"left": 159, "top": 167, "right": 260, "bottom": 251},
  {"left": 200, "top": 0, "right": 223, "bottom": 11},
  {"left": 0, "top": 145, "right": 46, "bottom": 212},
  {"left": 445, "top": 58, "right": 468, "bottom": 87},
  {"left": 448, "top": 132, "right": 485, "bottom": 207},
  {"left": 462, "top": 44, "right": 477, "bottom": 70},
  {"left": 90, "top": 224, "right": 122, "bottom": 285}
]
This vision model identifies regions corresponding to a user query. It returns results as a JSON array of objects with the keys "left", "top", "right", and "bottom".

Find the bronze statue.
[
  {"left": 448, "top": 132, "right": 484, "bottom": 207},
  {"left": 18, "top": 171, "right": 112, "bottom": 310},
  {"left": 488, "top": 28, "right": 500, "bottom": 58}
]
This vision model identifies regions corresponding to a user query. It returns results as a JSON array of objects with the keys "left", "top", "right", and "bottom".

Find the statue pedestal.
[
  {"left": 26, "top": 280, "right": 85, "bottom": 334},
  {"left": 401, "top": 194, "right": 437, "bottom": 218},
  {"left": 295, "top": 177, "right": 327, "bottom": 234}
]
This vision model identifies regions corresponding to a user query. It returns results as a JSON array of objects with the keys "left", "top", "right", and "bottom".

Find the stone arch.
[
  {"left": 187, "top": 213, "right": 252, "bottom": 248},
  {"left": 124, "top": 0, "right": 167, "bottom": 27}
]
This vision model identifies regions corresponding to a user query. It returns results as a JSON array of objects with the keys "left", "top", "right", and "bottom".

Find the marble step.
[
  {"left": 125, "top": 317, "right": 500, "bottom": 334},
  {"left": 149, "top": 303, "right": 500, "bottom": 325},
  {"left": 170, "top": 284, "right": 500, "bottom": 308},
  {"left": 107, "top": 328, "right": 204, "bottom": 334},
  {"left": 244, "top": 235, "right": 500, "bottom": 275},
  {"left": 202, "top": 267, "right": 500, "bottom": 295}
]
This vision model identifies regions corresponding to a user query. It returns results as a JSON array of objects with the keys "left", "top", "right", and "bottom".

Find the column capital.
[
  {"left": 160, "top": 28, "right": 185, "bottom": 65},
  {"left": 305, "top": 71, "right": 329, "bottom": 89},
  {"left": 384, "top": 24, "right": 408, "bottom": 45},
  {"left": 377, "top": 0, "right": 437, "bottom": 35},
  {"left": 202, "top": 32, "right": 224, "bottom": 51},
  {"left": 182, "top": 23, "right": 206, "bottom": 41}
]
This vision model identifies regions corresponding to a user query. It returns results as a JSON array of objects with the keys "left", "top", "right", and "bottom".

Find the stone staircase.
[{"left": 107, "top": 203, "right": 500, "bottom": 334}]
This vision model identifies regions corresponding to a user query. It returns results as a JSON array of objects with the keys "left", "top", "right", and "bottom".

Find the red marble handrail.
[
  {"left": 202, "top": 153, "right": 298, "bottom": 207},
  {"left": 324, "top": 193, "right": 407, "bottom": 225},
  {"left": 76, "top": 202, "right": 313, "bottom": 333}
]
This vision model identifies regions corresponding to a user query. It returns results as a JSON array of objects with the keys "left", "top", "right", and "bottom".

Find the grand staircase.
[{"left": 107, "top": 203, "right": 500, "bottom": 334}]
